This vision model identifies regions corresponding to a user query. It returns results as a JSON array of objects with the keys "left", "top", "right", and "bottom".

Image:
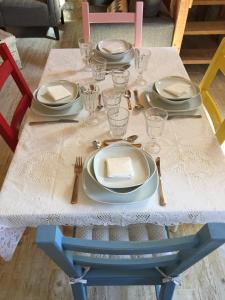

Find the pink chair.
[{"left": 82, "top": 1, "right": 143, "bottom": 48}]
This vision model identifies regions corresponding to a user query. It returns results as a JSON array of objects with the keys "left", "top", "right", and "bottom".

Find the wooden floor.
[{"left": 0, "top": 1, "right": 225, "bottom": 299}]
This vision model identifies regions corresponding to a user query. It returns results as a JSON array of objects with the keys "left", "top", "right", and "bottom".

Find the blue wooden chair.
[{"left": 36, "top": 223, "right": 225, "bottom": 300}]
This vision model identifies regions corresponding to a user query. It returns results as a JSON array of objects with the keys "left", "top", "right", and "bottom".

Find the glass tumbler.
[
  {"left": 112, "top": 69, "right": 130, "bottom": 94},
  {"left": 80, "top": 83, "right": 99, "bottom": 125},
  {"left": 102, "top": 89, "right": 121, "bottom": 112},
  {"left": 78, "top": 38, "right": 93, "bottom": 70},
  {"left": 90, "top": 56, "right": 107, "bottom": 81},
  {"left": 107, "top": 107, "right": 129, "bottom": 138},
  {"left": 144, "top": 107, "right": 168, "bottom": 154}
]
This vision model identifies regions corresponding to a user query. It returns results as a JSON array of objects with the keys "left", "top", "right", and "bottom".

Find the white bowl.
[
  {"left": 97, "top": 39, "right": 132, "bottom": 61},
  {"left": 85, "top": 147, "right": 156, "bottom": 195}
]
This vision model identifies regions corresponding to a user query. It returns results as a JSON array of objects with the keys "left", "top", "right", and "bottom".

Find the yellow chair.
[{"left": 200, "top": 38, "right": 225, "bottom": 145}]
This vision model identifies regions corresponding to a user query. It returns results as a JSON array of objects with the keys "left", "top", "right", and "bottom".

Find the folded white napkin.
[
  {"left": 106, "top": 156, "right": 134, "bottom": 179},
  {"left": 46, "top": 85, "right": 72, "bottom": 101},
  {"left": 163, "top": 82, "right": 191, "bottom": 97}
]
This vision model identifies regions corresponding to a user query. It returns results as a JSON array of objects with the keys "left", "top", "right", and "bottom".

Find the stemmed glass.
[
  {"left": 135, "top": 49, "right": 151, "bottom": 85},
  {"left": 80, "top": 83, "right": 99, "bottom": 126},
  {"left": 144, "top": 108, "right": 168, "bottom": 154},
  {"left": 78, "top": 38, "right": 93, "bottom": 70}
]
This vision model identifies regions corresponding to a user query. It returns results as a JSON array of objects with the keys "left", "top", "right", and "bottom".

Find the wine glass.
[
  {"left": 80, "top": 83, "right": 99, "bottom": 126},
  {"left": 78, "top": 38, "right": 93, "bottom": 70},
  {"left": 135, "top": 49, "right": 151, "bottom": 85},
  {"left": 144, "top": 108, "right": 168, "bottom": 154}
]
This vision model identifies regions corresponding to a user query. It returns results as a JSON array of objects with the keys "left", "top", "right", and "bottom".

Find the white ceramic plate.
[
  {"left": 33, "top": 89, "right": 80, "bottom": 111},
  {"left": 36, "top": 80, "right": 79, "bottom": 106},
  {"left": 155, "top": 76, "right": 200, "bottom": 100},
  {"left": 92, "top": 49, "right": 134, "bottom": 69},
  {"left": 93, "top": 144, "right": 150, "bottom": 189},
  {"left": 97, "top": 39, "right": 132, "bottom": 59},
  {"left": 82, "top": 151, "right": 158, "bottom": 204},
  {"left": 31, "top": 94, "right": 83, "bottom": 117},
  {"left": 153, "top": 85, "right": 189, "bottom": 105},
  {"left": 86, "top": 149, "right": 156, "bottom": 195},
  {"left": 149, "top": 90, "right": 202, "bottom": 113}
]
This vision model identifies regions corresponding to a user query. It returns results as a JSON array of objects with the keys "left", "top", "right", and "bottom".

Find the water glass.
[
  {"left": 135, "top": 49, "right": 151, "bottom": 85},
  {"left": 80, "top": 83, "right": 99, "bottom": 125},
  {"left": 102, "top": 89, "right": 121, "bottom": 112},
  {"left": 112, "top": 69, "right": 130, "bottom": 94},
  {"left": 90, "top": 56, "right": 107, "bottom": 81},
  {"left": 107, "top": 107, "right": 129, "bottom": 138},
  {"left": 144, "top": 108, "right": 168, "bottom": 154},
  {"left": 78, "top": 38, "right": 93, "bottom": 70}
]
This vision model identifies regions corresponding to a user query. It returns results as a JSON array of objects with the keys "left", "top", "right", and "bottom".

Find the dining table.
[{"left": 1, "top": 47, "right": 225, "bottom": 262}]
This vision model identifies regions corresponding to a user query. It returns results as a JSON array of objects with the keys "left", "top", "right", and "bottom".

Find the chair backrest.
[
  {"left": 0, "top": 43, "right": 32, "bottom": 151},
  {"left": 36, "top": 223, "right": 225, "bottom": 300},
  {"left": 82, "top": 1, "right": 143, "bottom": 48},
  {"left": 200, "top": 38, "right": 225, "bottom": 145}
]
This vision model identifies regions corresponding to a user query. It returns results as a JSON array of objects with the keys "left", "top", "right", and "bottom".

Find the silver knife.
[{"left": 29, "top": 119, "right": 79, "bottom": 125}]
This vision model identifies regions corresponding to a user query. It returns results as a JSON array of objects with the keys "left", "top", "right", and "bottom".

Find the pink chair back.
[{"left": 82, "top": 1, "right": 143, "bottom": 48}]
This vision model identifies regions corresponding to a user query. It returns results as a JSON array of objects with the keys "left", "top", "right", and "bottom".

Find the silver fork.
[{"left": 71, "top": 156, "right": 83, "bottom": 204}]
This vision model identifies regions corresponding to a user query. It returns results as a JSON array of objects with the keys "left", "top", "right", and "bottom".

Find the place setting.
[{"left": 145, "top": 75, "right": 203, "bottom": 119}]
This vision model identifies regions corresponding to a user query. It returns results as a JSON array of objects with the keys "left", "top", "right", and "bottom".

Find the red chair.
[
  {"left": 0, "top": 43, "right": 32, "bottom": 151},
  {"left": 82, "top": 1, "right": 143, "bottom": 48}
]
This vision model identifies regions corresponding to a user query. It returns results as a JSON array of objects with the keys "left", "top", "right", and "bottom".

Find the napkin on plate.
[
  {"left": 106, "top": 156, "right": 134, "bottom": 179},
  {"left": 163, "top": 82, "right": 191, "bottom": 97},
  {"left": 46, "top": 85, "right": 72, "bottom": 101}
]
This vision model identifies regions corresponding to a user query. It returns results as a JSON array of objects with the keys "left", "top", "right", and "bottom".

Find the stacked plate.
[
  {"left": 92, "top": 39, "right": 134, "bottom": 70},
  {"left": 32, "top": 80, "right": 83, "bottom": 117},
  {"left": 82, "top": 143, "right": 158, "bottom": 204},
  {"left": 148, "top": 76, "right": 202, "bottom": 114}
]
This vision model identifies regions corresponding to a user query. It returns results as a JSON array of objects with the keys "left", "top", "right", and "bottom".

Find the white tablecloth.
[{"left": 1, "top": 47, "right": 225, "bottom": 261}]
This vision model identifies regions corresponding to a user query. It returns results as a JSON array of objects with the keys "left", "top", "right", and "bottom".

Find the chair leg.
[
  {"left": 159, "top": 282, "right": 176, "bottom": 300},
  {"left": 61, "top": 10, "right": 65, "bottom": 25},
  {"left": 71, "top": 283, "right": 87, "bottom": 300},
  {"left": 53, "top": 27, "right": 60, "bottom": 40}
]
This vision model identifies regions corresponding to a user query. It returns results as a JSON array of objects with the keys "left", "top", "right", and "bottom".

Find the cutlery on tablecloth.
[
  {"left": 145, "top": 94, "right": 153, "bottom": 107},
  {"left": 167, "top": 114, "right": 202, "bottom": 120},
  {"left": 71, "top": 156, "right": 83, "bottom": 204},
  {"left": 29, "top": 119, "right": 79, "bottom": 125},
  {"left": 97, "top": 94, "right": 103, "bottom": 110},
  {"left": 133, "top": 90, "right": 144, "bottom": 110},
  {"left": 124, "top": 90, "right": 132, "bottom": 110},
  {"left": 155, "top": 157, "right": 166, "bottom": 206}
]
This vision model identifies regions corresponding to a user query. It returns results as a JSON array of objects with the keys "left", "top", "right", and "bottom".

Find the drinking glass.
[
  {"left": 80, "top": 83, "right": 99, "bottom": 125},
  {"left": 135, "top": 49, "right": 151, "bottom": 85},
  {"left": 112, "top": 69, "right": 130, "bottom": 94},
  {"left": 144, "top": 108, "right": 168, "bottom": 154},
  {"left": 107, "top": 107, "right": 129, "bottom": 138},
  {"left": 78, "top": 38, "right": 93, "bottom": 70},
  {"left": 102, "top": 89, "right": 121, "bottom": 112},
  {"left": 90, "top": 56, "right": 107, "bottom": 81}
]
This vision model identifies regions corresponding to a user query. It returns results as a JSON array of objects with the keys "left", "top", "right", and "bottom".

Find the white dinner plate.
[
  {"left": 86, "top": 148, "right": 156, "bottom": 195},
  {"left": 31, "top": 94, "right": 83, "bottom": 117},
  {"left": 92, "top": 49, "right": 134, "bottom": 69},
  {"left": 82, "top": 151, "right": 158, "bottom": 204},
  {"left": 36, "top": 80, "right": 79, "bottom": 106},
  {"left": 149, "top": 90, "right": 202, "bottom": 113},
  {"left": 98, "top": 39, "right": 132, "bottom": 56},
  {"left": 153, "top": 85, "right": 189, "bottom": 105},
  {"left": 93, "top": 143, "right": 150, "bottom": 189},
  {"left": 155, "top": 76, "right": 200, "bottom": 100}
]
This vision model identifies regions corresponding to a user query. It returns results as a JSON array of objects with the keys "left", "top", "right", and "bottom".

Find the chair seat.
[{"left": 75, "top": 224, "right": 168, "bottom": 258}]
